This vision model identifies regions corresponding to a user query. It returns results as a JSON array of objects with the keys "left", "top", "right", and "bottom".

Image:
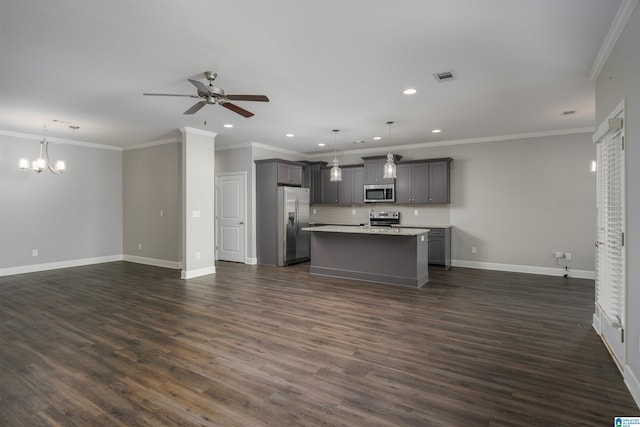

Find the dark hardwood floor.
[{"left": 0, "top": 261, "right": 637, "bottom": 426}]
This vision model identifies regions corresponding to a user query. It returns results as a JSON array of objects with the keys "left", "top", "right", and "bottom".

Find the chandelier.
[{"left": 19, "top": 124, "right": 69, "bottom": 174}]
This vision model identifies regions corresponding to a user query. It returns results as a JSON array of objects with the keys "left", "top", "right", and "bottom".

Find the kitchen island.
[{"left": 302, "top": 225, "right": 430, "bottom": 288}]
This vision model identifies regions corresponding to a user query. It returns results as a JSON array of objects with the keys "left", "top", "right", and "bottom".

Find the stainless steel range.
[{"left": 369, "top": 210, "right": 400, "bottom": 227}]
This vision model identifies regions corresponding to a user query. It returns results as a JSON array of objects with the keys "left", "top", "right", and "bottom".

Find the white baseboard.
[
  {"left": 624, "top": 365, "right": 640, "bottom": 409},
  {"left": 123, "top": 255, "right": 182, "bottom": 269},
  {"left": 451, "top": 259, "right": 595, "bottom": 279},
  {"left": 0, "top": 255, "right": 123, "bottom": 277},
  {"left": 181, "top": 266, "right": 216, "bottom": 279},
  {"left": 246, "top": 257, "right": 258, "bottom": 265}
]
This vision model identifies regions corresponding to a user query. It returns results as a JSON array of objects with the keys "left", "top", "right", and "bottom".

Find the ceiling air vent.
[{"left": 433, "top": 70, "right": 455, "bottom": 82}]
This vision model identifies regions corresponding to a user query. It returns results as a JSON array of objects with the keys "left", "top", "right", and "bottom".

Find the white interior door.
[
  {"left": 217, "top": 173, "right": 246, "bottom": 263},
  {"left": 594, "top": 102, "right": 625, "bottom": 370}
]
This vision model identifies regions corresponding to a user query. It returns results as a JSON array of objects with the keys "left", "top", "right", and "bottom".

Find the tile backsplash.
[{"left": 310, "top": 204, "right": 450, "bottom": 227}]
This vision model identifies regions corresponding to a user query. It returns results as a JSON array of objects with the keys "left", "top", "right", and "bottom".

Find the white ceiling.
[{"left": 0, "top": 0, "right": 623, "bottom": 154}]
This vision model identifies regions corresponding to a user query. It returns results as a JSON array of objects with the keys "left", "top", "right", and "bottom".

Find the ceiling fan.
[{"left": 143, "top": 71, "right": 269, "bottom": 117}]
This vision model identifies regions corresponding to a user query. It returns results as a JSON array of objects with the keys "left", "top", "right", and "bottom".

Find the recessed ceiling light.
[
  {"left": 286, "top": 133, "right": 294, "bottom": 137},
  {"left": 224, "top": 124, "right": 233, "bottom": 128},
  {"left": 403, "top": 88, "right": 417, "bottom": 95},
  {"left": 373, "top": 136, "right": 382, "bottom": 140},
  {"left": 432, "top": 129, "right": 442, "bottom": 133},
  {"left": 318, "top": 143, "right": 326, "bottom": 147}
]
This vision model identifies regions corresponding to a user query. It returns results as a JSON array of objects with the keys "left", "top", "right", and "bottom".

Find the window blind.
[{"left": 595, "top": 121, "right": 625, "bottom": 327}]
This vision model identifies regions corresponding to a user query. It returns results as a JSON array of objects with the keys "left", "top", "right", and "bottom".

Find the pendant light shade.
[
  {"left": 383, "top": 153, "right": 397, "bottom": 179},
  {"left": 330, "top": 129, "right": 342, "bottom": 182},
  {"left": 382, "top": 121, "right": 397, "bottom": 179}
]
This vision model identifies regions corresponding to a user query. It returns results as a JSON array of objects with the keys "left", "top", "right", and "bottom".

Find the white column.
[{"left": 180, "top": 127, "right": 217, "bottom": 279}]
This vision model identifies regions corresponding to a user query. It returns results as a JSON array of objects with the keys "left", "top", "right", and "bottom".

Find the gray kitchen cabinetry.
[
  {"left": 255, "top": 159, "right": 308, "bottom": 265},
  {"left": 319, "top": 165, "right": 364, "bottom": 205},
  {"left": 428, "top": 227, "right": 451, "bottom": 269},
  {"left": 362, "top": 155, "right": 400, "bottom": 185},
  {"left": 303, "top": 161, "right": 327, "bottom": 204},
  {"left": 396, "top": 158, "right": 452, "bottom": 204},
  {"left": 277, "top": 162, "right": 303, "bottom": 186},
  {"left": 338, "top": 166, "right": 364, "bottom": 204},
  {"left": 428, "top": 159, "right": 451, "bottom": 204},
  {"left": 320, "top": 168, "right": 338, "bottom": 204},
  {"left": 396, "top": 162, "right": 428, "bottom": 203}
]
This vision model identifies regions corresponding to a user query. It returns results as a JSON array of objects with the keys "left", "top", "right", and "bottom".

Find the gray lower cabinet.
[
  {"left": 428, "top": 227, "right": 451, "bottom": 269},
  {"left": 396, "top": 158, "right": 452, "bottom": 204}
]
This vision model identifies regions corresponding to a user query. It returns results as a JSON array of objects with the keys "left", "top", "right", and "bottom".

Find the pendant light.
[
  {"left": 330, "top": 129, "right": 342, "bottom": 182},
  {"left": 383, "top": 121, "right": 397, "bottom": 179}
]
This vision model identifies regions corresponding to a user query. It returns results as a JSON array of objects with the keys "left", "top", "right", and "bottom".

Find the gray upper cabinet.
[
  {"left": 396, "top": 158, "right": 452, "bottom": 204},
  {"left": 362, "top": 156, "right": 399, "bottom": 185},
  {"left": 338, "top": 166, "right": 364, "bottom": 204},
  {"left": 303, "top": 162, "right": 327, "bottom": 204},
  {"left": 277, "top": 162, "right": 303, "bottom": 186},
  {"left": 320, "top": 168, "right": 338, "bottom": 204},
  {"left": 427, "top": 159, "right": 451, "bottom": 204}
]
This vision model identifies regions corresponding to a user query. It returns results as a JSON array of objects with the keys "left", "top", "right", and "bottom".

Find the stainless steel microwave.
[{"left": 364, "top": 184, "right": 395, "bottom": 203}]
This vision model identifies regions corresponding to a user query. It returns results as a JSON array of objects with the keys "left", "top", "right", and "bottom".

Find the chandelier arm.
[{"left": 43, "top": 141, "right": 64, "bottom": 174}]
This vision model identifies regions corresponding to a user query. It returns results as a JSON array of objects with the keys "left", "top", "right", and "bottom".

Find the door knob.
[{"left": 239, "top": 221, "right": 244, "bottom": 225}]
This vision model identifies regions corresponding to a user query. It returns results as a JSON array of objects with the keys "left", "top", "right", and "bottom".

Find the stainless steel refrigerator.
[{"left": 277, "top": 187, "right": 310, "bottom": 266}]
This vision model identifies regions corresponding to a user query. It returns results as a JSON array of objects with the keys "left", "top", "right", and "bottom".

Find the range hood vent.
[{"left": 433, "top": 70, "right": 455, "bottom": 82}]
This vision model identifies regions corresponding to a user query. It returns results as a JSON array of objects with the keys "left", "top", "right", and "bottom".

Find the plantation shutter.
[{"left": 594, "top": 115, "right": 625, "bottom": 328}]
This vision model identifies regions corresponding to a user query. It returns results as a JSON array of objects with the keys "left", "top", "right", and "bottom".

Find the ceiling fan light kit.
[{"left": 143, "top": 71, "right": 269, "bottom": 118}]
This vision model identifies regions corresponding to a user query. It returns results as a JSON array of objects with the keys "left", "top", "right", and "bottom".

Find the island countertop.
[{"left": 302, "top": 225, "right": 429, "bottom": 236}]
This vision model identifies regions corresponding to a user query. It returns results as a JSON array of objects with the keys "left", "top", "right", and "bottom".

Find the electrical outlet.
[
  {"left": 138, "top": 243, "right": 142, "bottom": 250},
  {"left": 352, "top": 209, "right": 356, "bottom": 215},
  {"left": 32, "top": 249, "right": 38, "bottom": 257},
  {"left": 471, "top": 246, "right": 477, "bottom": 254},
  {"left": 196, "top": 252, "right": 201, "bottom": 260},
  {"left": 555, "top": 252, "right": 564, "bottom": 258},
  {"left": 565, "top": 252, "right": 572, "bottom": 261},
  {"left": 414, "top": 209, "right": 419, "bottom": 216},
  {"left": 312, "top": 208, "right": 317, "bottom": 215},
  {"left": 160, "top": 209, "right": 164, "bottom": 217}
]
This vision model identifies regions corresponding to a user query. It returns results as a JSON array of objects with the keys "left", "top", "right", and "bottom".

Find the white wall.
[
  {"left": 596, "top": 3, "right": 640, "bottom": 405},
  {"left": 0, "top": 132, "right": 123, "bottom": 275}
]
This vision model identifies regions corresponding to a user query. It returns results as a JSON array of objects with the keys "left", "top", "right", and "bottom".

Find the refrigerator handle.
[{"left": 294, "top": 198, "right": 298, "bottom": 233}]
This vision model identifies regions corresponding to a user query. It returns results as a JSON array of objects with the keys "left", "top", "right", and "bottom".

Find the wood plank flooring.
[{"left": 0, "top": 261, "right": 638, "bottom": 426}]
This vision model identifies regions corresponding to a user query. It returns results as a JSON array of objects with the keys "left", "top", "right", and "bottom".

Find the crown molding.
[
  {"left": 0, "top": 129, "right": 122, "bottom": 151},
  {"left": 122, "top": 137, "right": 181, "bottom": 151},
  {"left": 179, "top": 126, "right": 218, "bottom": 138},
  {"left": 589, "top": 0, "right": 638, "bottom": 80}
]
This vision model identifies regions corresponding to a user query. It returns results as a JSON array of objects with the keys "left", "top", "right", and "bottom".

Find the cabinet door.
[
  {"left": 351, "top": 167, "right": 364, "bottom": 203},
  {"left": 364, "top": 159, "right": 380, "bottom": 184},
  {"left": 320, "top": 169, "right": 338, "bottom": 204},
  {"left": 395, "top": 163, "right": 413, "bottom": 203},
  {"left": 338, "top": 169, "right": 353, "bottom": 204},
  {"left": 412, "top": 163, "right": 429, "bottom": 203},
  {"left": 277, "top": 164, "right": 302, "bottom": 186},
  {"left": 427, "top": 160, "right": 449, "bottom": 203},
  {"left": 428, "top": 237, "right": 445, "bottom": 264}
]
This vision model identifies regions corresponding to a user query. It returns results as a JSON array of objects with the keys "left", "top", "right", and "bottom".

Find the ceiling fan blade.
[
  {"left": 188, "top": 79, "right": 210, "bottom": 95},
  {"left": 183, "top": 101, "right": 207, "bottom": 115},
  {"left": 226, "top": 94, "right": 270, "bottom": 102},
  {"left": 143, "top": 93, "right": 196, "bottom": 97},
  {"left": 222, "top": 102, "right": 254, "bottom": 117}
]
